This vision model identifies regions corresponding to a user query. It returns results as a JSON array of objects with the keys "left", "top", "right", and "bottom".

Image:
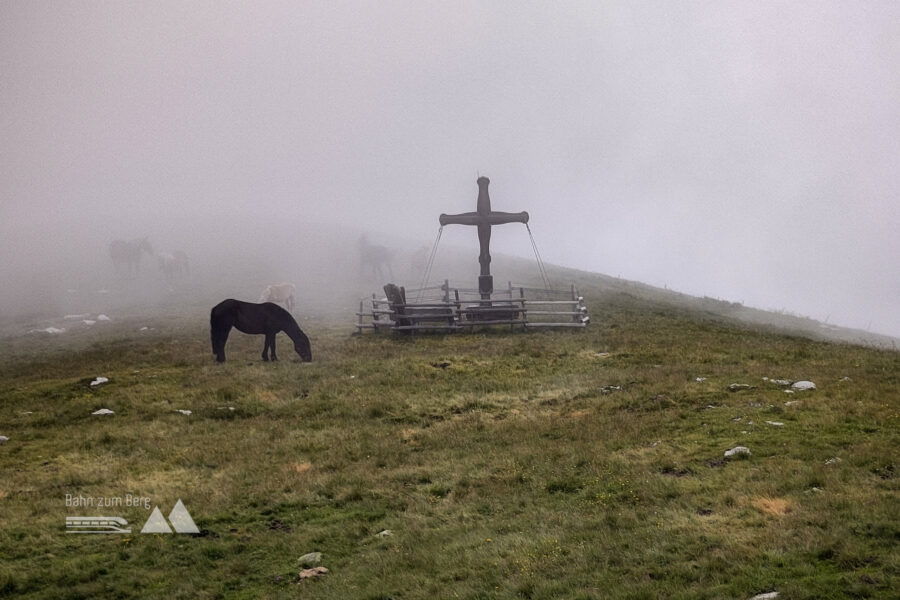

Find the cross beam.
[{"left": 439, "top": 177, "right": 529, "bottom": 299}]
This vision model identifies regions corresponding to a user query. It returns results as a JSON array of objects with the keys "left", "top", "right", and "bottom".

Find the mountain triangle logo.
[{"left": 140, "top": 499, "right": 199, "bottom": 534}]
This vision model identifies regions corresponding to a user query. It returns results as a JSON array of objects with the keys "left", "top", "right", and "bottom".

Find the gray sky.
[{"left": 2, "top": 1, "right": 898, "bottom": 336}]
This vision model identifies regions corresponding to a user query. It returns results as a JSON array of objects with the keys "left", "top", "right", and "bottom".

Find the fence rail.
[{"left": 356, "top": 280, "right": 589, "bottom": 334}]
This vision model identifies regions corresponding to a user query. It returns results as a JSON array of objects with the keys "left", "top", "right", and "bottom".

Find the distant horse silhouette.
[
  {"left": 158, "top": 250, "right": 190, "bottom": 282},
  {"left": 259, "top": 282, "right": 296, "bottom": 312},
  {"left": 358, "top": 235, "right": 394, "bottom": 282},
  {"left": 110, "top": 238, "right": 153, "bottom": 277},
  {"left": 210, "top": 299, "right": 312, "bottom": 363}
]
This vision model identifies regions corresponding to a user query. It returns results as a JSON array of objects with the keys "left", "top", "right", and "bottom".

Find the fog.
[{"left": 2, "top": 2, "right": 898, "bottom": 337}]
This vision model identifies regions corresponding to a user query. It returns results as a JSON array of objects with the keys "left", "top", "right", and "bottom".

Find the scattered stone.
[
  {"left": 139, "top": 327, "right": 149, "bottom": 331},
  {"left": 376, "top": 529, "right": 393, "bottom": 537},
  {"left": 765, "top": 421, "right": 784, "bottom": 427},
  {"left": 64, "top": 313, "right": 90, "bottom": 320},
  {"left": 791, "top": 381, "right": 816, "bottom": 391},
  {"left": 728, "top": 383, "right": 753, "bottom": 392},
  {"left": 90, "top": 377, "right": 109, "bottom": 387},
  {"left": 217, "top": 406, "right": 236, "bottom": 411},
  {"left": 97, "top": 314, "right": 111, "bottom": 321},
  {"left": 92, "top": 408, "right": 114, "bottom": 415},
  {"left": 0, "top": 436, "right": 9, "bottom": 444},
  {"left": 749, "top": 591, "right": 779, "bottom": 599},
  {"left": 298, "top": 567, "right": 328, "bottom": 581},
  {"left": 599, "top": 385, "right": 622, "bottom": 394},
  {"left": 596, "top": 352, "right": 610, "bottom": 358},
  {"left": 784, "top": 390, "right": 794, "bottom": 394},
  {"left": 784, "top": 400, "right": 801, "bottom": 406},
  {"left": 29, "top": 327, "right": 65, "bottom": 334},
  {"left": 298, "top": 552, "right": 322, "bottom": 566},
  {"left": 805, "top": 487, "right": 823, "bottom": 494},
  {"left": 839, "top": 376, "right": 852, "bottom": 382},
  {"left": 695, "top": 377, "right": 707, "bottom": 382},
  {"left": 768, "top": 379, "right": 792, "bottom": 386},
  {"left": 176, "top": 409, "right": 192, "bottom": 415},
  {"left": 825, "top": 457, "right": 842, "bottom": 465},
  {"left": 82, "top": 320, "right": 96, "bottom": 326},
  {"left": 724, "top": 446, "right": 751, "bottom": 458},
  {"left": 731, "top": 416, "right": 743, "bottom": 422}
]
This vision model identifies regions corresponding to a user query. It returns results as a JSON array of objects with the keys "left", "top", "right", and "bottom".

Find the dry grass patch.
[{"left": 752, "top": 496, "right": 793, "bottom": 516}]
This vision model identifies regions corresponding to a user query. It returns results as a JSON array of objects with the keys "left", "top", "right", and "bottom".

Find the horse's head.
[{"left": 295, "top": 341, "right": 312, "bottom": 362}]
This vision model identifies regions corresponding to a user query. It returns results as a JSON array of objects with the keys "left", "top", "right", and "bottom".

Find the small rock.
[
  {"left": 92, "top": 408, "right": 114, "bottom": 415},
  {"left": 731, "top": 416, "right": 743, "bottom": 422},
  {"left": 784, "top": 390, "right": 794, "bottom": 394},
  {"left": 97, "top": 314, "right": 111, "bottom": 321},
  {"left": 695, "top": 377, "right": 707, "bottom": 382},
  {"left": 825, "top": 457, "right": 842, "bottom": 465},
  {"left": 749, "top": 593, "right": 779, "bottom": 600},
  {"left": 728, "top": 383, "right": 753, "bottom": 392},
  {"left": 839, "top": 376, "right": 851, "bottom": 382},
  {"left": 376, "top": 529, "right": 393, "bottom": 537},
  {"left": 29, "top": 327, "right": 66, "bottom": 334},
  {"left": 90, "top": 377, "right": 109, "bottom": 387},
  {"left": 139, "top": 326, "right": 149, "bottom": 331},
  {"left": 791, "top": 381, "right": 816, "bottom": 391},
  {"left": 596, "top": 352, "right": 610, "bottom": 358},
  {"left": 0, "top": 435, "right": 9, "bottom": 444},
  {"left": 724, "top": 446, "right": 751, "bottom": 458},
  {"left": 784, "top": 400, "right": 800, "bottom": 406},
  {"left": 298, "top": 552, "right": 322, "bottom": 567},
  {"left": 765, "top": 421, "right": 784, "bottom": 427},
  {"left": 82, "top": 320, "right": 96, "bottom": 326},
  {"left": 768, "top": 379, "right": 792, "bottom": 386},
  {"left": 599, "top": 385, "right": 622, "bottom": 394},
  {"left": 298, "top": 567, "right": 328, "bottom": 580},
  {"left": 176, "top": 409, "right": 192, "bottom": 415}
]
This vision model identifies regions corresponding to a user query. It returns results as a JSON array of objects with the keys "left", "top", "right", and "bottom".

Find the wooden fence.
[{"left": 356, "top": 280, "right": 589, "bottom": 334}]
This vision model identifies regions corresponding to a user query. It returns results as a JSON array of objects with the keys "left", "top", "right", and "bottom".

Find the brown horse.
[{"left": 210, "top": 299, "right": 312, "bottom": 363}]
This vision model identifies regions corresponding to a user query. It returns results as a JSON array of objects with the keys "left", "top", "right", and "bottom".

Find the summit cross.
[{"left": 439, "top": 177, "right": 529, "bottom": 299}]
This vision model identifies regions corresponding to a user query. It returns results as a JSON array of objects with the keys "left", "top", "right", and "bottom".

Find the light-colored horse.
[
  {"left": 109, "top": 238, "right": 153, "bottom": 278},
  {"left": 357, "top": 235, "right": 394, "bottom": 282},
  {"left": 158, "top": 250, "right": 190, "bottom": 282},
  {"left": 260, "top": 283, "right": 296, "bottom": 312}
]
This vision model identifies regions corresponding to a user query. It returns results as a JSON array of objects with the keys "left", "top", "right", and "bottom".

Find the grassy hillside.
[{"left": 0, "top": 279, "right": 898, "bottom": 599}]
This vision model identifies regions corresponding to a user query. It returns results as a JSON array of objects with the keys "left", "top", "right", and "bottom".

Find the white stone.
[
  {"left": 750, "top": 593, "right": 778, "bottom": 600},
  {"left": 90, "top": 377, "right": 109, "bottom": 387},
  {"left": 176, "top": 409, "right": 192, "bottom": 415},
  {"left": 92, "top": 408, "right": 114, "bottom": 415},
  {"left": 82, "top": 320, "right": 96, "bottom": 326},
  {"left": 791, "top": 381, "right": 816, "bottom": 391},
  {"left": 97, "top": 314, "right": 111, "bottom": 321},
  {"left": 765, "top": 421, "right": 784, "bottom": 427},
  {"left": 0, "top": 436, "right": 9, "bottom": 444},
  {"left": 725, "top": 446, "right": 751, "bottom": 458}
]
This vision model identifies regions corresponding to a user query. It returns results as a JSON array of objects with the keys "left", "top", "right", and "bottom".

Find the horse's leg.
[
  {"left": 215, "top": 325, "right": 231, "bottom": 363},
  {"left": 269, "top": 333, "right": 278, "bottom": 361},
  {"left": 286, "top": 295, "right": 294, "bottom": 312},
  {"left": 262, "top": 333, "right": 275, "bottom": 361}
]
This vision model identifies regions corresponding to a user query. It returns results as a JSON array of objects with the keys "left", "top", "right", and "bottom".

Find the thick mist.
[{"left": 2, "top": 2, "right": 898, "bottom": 336}]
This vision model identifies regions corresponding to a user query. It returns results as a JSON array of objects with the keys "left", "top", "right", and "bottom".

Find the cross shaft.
[{"left": 439, "top": 177, "right": 528, "bottom": 298}]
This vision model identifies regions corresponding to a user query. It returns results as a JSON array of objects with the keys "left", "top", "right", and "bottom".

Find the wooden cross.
[{"left": 439, "top": 177, "right": 529, "bottom": 299}]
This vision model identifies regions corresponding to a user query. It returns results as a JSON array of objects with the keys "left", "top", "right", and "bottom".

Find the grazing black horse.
[{"left": 210, "top": 299, "right": 312, "bottom": 363}]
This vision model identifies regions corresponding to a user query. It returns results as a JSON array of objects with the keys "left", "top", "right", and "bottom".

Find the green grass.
[{"left": 0, "top": 290, "right": 898, "bottom": 599}]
